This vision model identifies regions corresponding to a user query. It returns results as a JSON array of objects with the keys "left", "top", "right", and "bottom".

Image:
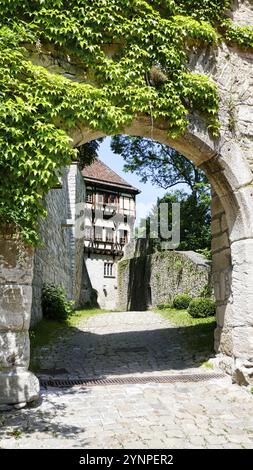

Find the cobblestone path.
[
  {"left": 0, "top": 311, "right": 253, "bottom": 449},
  {"left": 33, "top": 311, "right": 214, "bottom": 379}
]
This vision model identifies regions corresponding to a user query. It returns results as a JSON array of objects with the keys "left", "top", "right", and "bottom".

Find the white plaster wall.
[{"left": 84, "top": 254, "right": 119, "bottom": 310}]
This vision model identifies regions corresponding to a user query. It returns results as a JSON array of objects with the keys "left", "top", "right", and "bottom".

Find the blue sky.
[{"left": 98, "top": 137, "right": 165, "bottom": 225}]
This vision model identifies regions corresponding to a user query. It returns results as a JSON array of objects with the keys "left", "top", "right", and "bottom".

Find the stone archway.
[
  {"left": 71, "top": 111, "right": 253, "bottom": 386},
  {"left": 0, "top": 1, "right": 253, "bottom": 405}
]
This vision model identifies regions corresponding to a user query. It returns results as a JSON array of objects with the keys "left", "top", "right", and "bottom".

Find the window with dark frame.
[
  {"left": 104, "top": 193, "right": 110, "bottom": 204},
  {"left": 110, "top": 194, "right": 117, "bottom": 204},
  {"left": 86, "top": 191, "right": 93, "bottom": 204},
  {"left": 105, "top": 229, "right": 114, "bottom": 243},
  {"left": 104, "top": 262, "right": 114, "bottom": 277},
  {"left": 104, "top": 193, "right": 117, "bottom": 205},
  {"left": 84, "top": 226, "right": 92, "bottom": 240},
  {"left": 119, "top": 229, "right": 128, "bottom": 245},
  {"left": 94, "top": 226, "right": 103, "bottom": 241},
  {"left": 123, "top": 196, "right": 130, "bottom": 210}
]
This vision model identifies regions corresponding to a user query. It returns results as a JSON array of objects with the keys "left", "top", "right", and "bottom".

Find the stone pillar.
[
  {"left": 211, "top": 193, "right": 234, "bottom": 372},
  {"left": 230, "top": 239, "right": 253, "bottom": 384},
  {"left": 211, "top": 193, "right": 232, "bottom": 343},
  {"left": 212, "top": 192, "right": 253, "bottom": 385},
  {"left": 0, "top": 235, "right": 40, "bottom": 407}
]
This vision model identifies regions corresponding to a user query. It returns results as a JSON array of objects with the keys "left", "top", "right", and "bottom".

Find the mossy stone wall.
[{"left": 117, "top": 250, "right": 211, "bottom": 311}]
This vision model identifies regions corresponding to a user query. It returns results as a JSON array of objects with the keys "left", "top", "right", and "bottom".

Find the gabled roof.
[{"left": 81, "top": 158, "right": 140, "bottom": 194}]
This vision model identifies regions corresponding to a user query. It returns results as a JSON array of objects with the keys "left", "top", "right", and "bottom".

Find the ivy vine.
[{"left": 0, "top": 1, "right": 252, "bottom": 244}]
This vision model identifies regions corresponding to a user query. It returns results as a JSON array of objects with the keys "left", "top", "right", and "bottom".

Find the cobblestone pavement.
[
  {"left": 1, "top": 379, "right": 253, "bottom": 449},
  {"left": 33, "top": 311, "right": 215, "bottom": 379},
  {"left": 1, "top": 311, "right": 253, "bottom": 449}
]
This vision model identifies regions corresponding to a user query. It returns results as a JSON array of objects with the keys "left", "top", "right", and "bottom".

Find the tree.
[
  {"left": 150, "top": 189, "right": 211, "bottom": 253},
  {"left": 78, "top": 139, "right": 103, "bottom": 169},
  {"left": 111, "top": 135, "right": 211, "bottom": 253},
  {"left": 111, "top": 135, "right": 208, "bottom": 193}
]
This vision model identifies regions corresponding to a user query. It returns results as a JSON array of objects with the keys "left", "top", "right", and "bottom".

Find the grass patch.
[
  {"left": 201, "top": 360, "right": 214, "bottom": 369},
  {"left": 7, "top": 429, "right": 22, "bottom": 439},
  {"left": 29, "top": 308, "right": 109, "bottom": 369},
  {"left": 157, "top": 307, "right": 215, "bottom": 327},
  {"left": 156, "top": 307, "right": 216, "bottom": 359},
  {"left": 66, "top": 307, "right": 109, "bottom": 328}
]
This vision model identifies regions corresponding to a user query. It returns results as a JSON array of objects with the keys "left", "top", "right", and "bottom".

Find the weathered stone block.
[
  {"left": 213, "top": 269, "right": 232, "bottom": 303},
  {"left": 229, "top": 239, "right": 253, "bottom": 326},
  {"left": 215, "top": 354, "right": 234, "bottom": 376},
  {"left": 219, "top": 327, "right": 233, "bottom": 357},
  {"left": 238, "top": 105, "right": 253, "bottom": 124},
  {"left": 231, "top": 238, "right": 253, "bottom": 268},
  {"left": 216, "top": 304, "right": 227, "bottom": 328},
  {"left": 0, "top": 239, "right": 34, "bottom": 285},
  {"left": 223, "top": 186, "right": 253, "bottom": 242},
  {"left": 233, "top": 358, "right": 253, "bottom": 386},
  {"left": 0, "top": 331, "right": 30, "bottom": 369},
  {"left": 211, "top": 195, "right": 225, "bottom": 218},
  {"left": 219, "top": 141, "right": 253, "bottom": 192},
  {"left": 212, "top": 248, "right": 231, "bottom": 273},
  {"left": 221, "top": 213, "right": 228, "bottom": 232},
  {"left": 215, "top": 323, "right": 235, "bottom": 358},
  {"left": 211, "top": 218, "right": 221, "bottom": 236},
  {"left": 0, "top": 371, "right": 40, "bottom": 405},
  {"left": 211, "top": 232, "right": 230, "bottom": 253},
  {"left": 217, "top": 302, "right": 248, "bottom": 329},
  {"left": 230, "top": 294, "right": 253, "bottom": 327},
  {"left": 233, "top": 326, "right": 253, "bottom": 359},
  {"left": 0, "top": 285, "right": 32, "bottom": 331},
  {"left": 214, "top": 326, "right": 222, "bottom": 353}
]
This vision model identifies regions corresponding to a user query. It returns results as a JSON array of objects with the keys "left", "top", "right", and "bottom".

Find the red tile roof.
[{"left": 81, "top": 159, "right": 140, "bottom": 193}]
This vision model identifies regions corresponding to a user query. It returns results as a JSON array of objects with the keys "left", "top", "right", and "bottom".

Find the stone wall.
[
  {"left": 0, "top": 236, "right": 40, "bottom": 405},
  {"left": 117, "top": 249, "right": 211, "bottom": 311},
  {"left": 67, "top": 163, "right": 86, "bottom": 308},
  {"left": 31, "top": 164, "right": 85, "bottom": 325}
]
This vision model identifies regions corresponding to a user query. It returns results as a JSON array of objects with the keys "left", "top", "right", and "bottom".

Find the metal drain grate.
[{"left": 39, "top": 372, "right": 225, "bottom": 388}]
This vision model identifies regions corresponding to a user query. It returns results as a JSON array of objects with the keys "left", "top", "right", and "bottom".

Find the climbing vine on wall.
[{"left": 0, "top": 1, "right": 252, "bottom": 244}]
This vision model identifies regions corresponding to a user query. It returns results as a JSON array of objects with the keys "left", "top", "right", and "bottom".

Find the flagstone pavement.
[{"left": 0, "top": 311, "right": 253, "bottom": 449}]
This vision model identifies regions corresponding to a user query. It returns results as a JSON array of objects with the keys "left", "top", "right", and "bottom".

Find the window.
[
  {"left": 84, "top": 226, "right": 92, "bottom": 240},
  {"left": 94, "top": 226, "right": 103, "bottom": 241},
  {"left": 123, "top": 197, "right": 130, "bottom": 210},
  {"left": 97, "top": 193, "right": 103, "bottom": 205},
  {"left": 105, "top": 229, "right": 114, "bottom": 243},
  {"left": 86, "top": 191, "right": 93, "bottom": 204},
  {"left": 104, "top": 193, "right": 117, "bottom": 205},
  {"left": 119, "top": 230, "right": 128, "bottom": 245},
  {"left": 104, "top": 193, "right": 110, "bottom": 204},
  {"left": 110, "top": 194, "right": 117, "bottom": 204},
  {"left": 104, "top": 262, "right": 114, "bottom": 277}
]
